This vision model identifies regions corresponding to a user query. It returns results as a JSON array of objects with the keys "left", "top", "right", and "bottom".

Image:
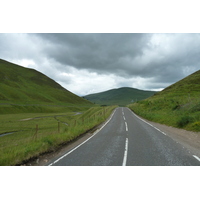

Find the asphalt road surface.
[{"left": 48, "top": 107, "right": 200, "bottom": 166}]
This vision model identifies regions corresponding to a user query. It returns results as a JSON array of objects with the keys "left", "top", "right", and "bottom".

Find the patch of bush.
[
  {"left": 172, "top": 104, "right": 181, "bottom": 110},
  {"left": 177, "top": 115, "right": 193, "bottom": 127},
  {"left": 190, "top": 121, "right": 200, "bottom": 131},
  {"left": 189, "top": 103, "right": 200, "bottom": 112}
]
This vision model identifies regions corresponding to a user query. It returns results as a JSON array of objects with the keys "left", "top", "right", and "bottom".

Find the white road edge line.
[
  {"left": 127, "top": 108, "right": 166, "bottom": 136},
  {"left": 122, "top": 138, "right": 128, "bottom": 166},
  {"left": 125, "top": 122, "right": 128, "bottom": 131},
  {"left": 193, "top": 155, "right": 200, "bottom": 162},
  {"left": 48, "top": 108, "right": 117, "bottom": 166}
]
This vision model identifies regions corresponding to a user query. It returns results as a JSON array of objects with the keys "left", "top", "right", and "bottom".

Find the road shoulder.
[{"left": 133, "top": 113, "right": 200, "bottom": 158}]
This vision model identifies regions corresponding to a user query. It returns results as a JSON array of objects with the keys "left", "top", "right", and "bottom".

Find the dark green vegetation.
[
  {"left": 128, "top": 70, "right": 200, "bottom": 132},
  {"left": 0, "top": 59, "right": 93, "bottom": 114},
  {"left": 84, "top": 87, "right": 156, "bottom": 106}
]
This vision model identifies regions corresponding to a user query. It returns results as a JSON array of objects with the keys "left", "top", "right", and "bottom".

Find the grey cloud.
[
  {"left": 34, "top": 33, "right": 200, "bottom": 82},
  {"left": 1, "top": 33, "right": 200, "bottom": 95},
  {"left": 35, "top": 33, "right": 151, "bottom": 75},
  {"left": 0, "top": 34, "right": 41, "bottom": 60}
]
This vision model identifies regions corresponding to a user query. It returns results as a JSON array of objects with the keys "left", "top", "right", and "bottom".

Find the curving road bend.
[{"left": 48, "top": 107, "right": 200, "bottom": 166}]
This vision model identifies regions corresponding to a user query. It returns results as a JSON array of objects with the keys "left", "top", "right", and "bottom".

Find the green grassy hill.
[
  {"left": 0, "top": 59, "right": 92, "bottom": 113},
  {"left": 84, "top": 87, "right": 156, "bottom": 106},
  {"left": 128, "top": 70, "right": 200, "bottom": 132},
  {"left": 0, "top": 59, "right": 118, "bottom": 166}
]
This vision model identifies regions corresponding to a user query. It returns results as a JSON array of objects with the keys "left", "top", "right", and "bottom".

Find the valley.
[
  {"left": 0, "top": 58, "right": 200, "bottom": 166},
  {"left": 0, "top": 59, "right": 117, "bottom": 165}
]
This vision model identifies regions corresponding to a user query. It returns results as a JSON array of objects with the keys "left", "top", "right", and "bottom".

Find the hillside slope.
[
  {"left": 84, "top": 87, "right": 156, "bottom": 106},
  {"left": 128, "top": 70, "right": 200, "bottom": 132},
  {"left": 0, "top": 59, "right": 92, "bottom": 113}
]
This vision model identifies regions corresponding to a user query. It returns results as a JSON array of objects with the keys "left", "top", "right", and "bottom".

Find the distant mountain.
[
  {"left": 84, "top": 87, "right": 157, "bottom": 106},
  {"left": 0, "top": 59, "right": 92, "bottom": 112},
  {"left": 128, "top": 70, "right": 200, "bottom": 131}
]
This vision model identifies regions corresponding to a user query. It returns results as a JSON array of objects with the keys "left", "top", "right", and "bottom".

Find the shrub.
[
  {"left": 177, "top": 115, "right": 193, "bottom": 127},
  {"left": 190, "top": 121, "right": 200, "bottom": 131},
  {"left": 172, "top": 104, "right": 181, "bottom": 110},
  {"left": 189, "top": 103, "right": 200, "bottom": 112}
]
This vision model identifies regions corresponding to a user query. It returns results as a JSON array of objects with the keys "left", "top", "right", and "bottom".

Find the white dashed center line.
[
  {"left": 125, "top": 122, "right": 128, "bottom": 132},
  {"left": 122, "top": 138, "right": 128, "bottom": 166}
]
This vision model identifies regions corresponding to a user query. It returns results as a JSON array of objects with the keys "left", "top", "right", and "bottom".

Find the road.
[{"left": 48, "top": 107, "right": 200, "bottom": 166}]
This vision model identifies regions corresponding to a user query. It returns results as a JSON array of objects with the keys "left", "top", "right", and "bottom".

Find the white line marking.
[
  {"left": 193, "top": 155, "right": 200, "bottom": 162},
  {"left": 122, "top": 108, "right": 125, "bottom": 116},
  {"left": 122, "top": 138, "right": 128, "bottom": 166},
  {"left": 123, "top": 116, "right": 126, "bottom": 121},
  {"left": 48, "top": 108, "right": 117, "bottom": 166},
  {"left": 153, "top": 127, "right": 167, "bottom": 136},
  {"left": 127, "top": 108, "right": 166, "bottom": 136},
  {"left": 125, "top": 122, "right": 128, "bottom": 131}
]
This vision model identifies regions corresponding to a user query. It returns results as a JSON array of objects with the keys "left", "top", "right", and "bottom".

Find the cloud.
[
  {"left": 35, "top": 33, "right": 200, "bottom": 79},
  {"left": 35, "top": 33, "right": 151, "bottom": 75},
  {"left": 56, "top": 66, "right": 118, "bottom": 96},
  {"left": 0, "top": 33, "right": 200, "bottom": 95}
]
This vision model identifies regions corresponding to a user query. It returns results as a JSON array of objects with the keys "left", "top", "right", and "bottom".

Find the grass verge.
[
  {"left": 128, "top": 96, "right": 200, "bottom": 132},
  {"left": 0, "top": 105, "right": 117, "bottom": 166}
]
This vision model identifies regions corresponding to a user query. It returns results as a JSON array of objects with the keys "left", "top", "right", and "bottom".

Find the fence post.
[
  {"left": 33, "top": 124, "right": 38, "bottom": 140},
  {"left": 58, "top": 122, "right": 60, "bottom": 133}
]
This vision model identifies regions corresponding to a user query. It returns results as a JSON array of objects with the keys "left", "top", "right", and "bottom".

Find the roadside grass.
[
  {"left": 128, "top": 96, "right": 200, "bottom": 132},
  {"left": 128, "top": 70, "right": 200, "bottom": 132},
  {"left": 66, "top": 106, "right": 117, "bottom": 136},
  {"left": 0, "top": 106, "right": 117, "bottom": 166}
]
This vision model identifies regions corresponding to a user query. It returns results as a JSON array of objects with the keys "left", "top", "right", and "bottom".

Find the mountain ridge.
[
  {"left": 0, "top": 59, "right": 92, "bottom": 113},
  {"left": 84, "top": 87, "right": 157, "bottom": 106}
]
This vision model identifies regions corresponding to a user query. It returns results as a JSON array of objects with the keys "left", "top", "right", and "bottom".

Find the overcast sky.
[{"left": 0, "top": 33, "right": 200, "bottom": 96}]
